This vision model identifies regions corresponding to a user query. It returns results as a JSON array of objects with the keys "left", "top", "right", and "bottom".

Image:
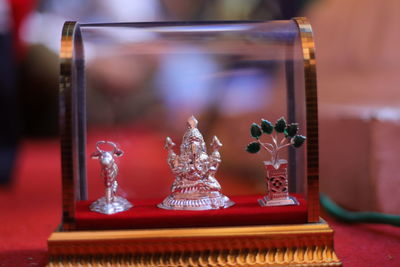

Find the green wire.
[{"left": 320, "top": 194, "right": 400, "bottom": 227}]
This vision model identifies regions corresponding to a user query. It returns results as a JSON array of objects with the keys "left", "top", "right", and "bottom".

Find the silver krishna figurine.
[
  {"left": 90, "top": 141, "right": 133, "bottom": 214},
  {"left": 158, "top": 116, "right": 234, "bottom": 210}
]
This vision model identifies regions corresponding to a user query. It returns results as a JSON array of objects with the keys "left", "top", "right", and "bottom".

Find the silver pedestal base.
[
  {"left": 158, "top": 193, "right": 234, "bottom": 211},
  {"left": 258, "top": 195, "right": 299, "bottom": 207},
  {"left": 90, "top": 196, "right": 133, "bottom": 215}
]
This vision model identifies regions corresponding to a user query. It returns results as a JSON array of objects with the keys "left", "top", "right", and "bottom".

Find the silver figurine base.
[
  {"left": 158, "top": 192, "right": 234, "bottom": 211},
  {"left": 258, "top": 195, "right": 299, "bottom": 207},
  {"left": 90, "top": 196, "right": 133, "bottom": 215}
]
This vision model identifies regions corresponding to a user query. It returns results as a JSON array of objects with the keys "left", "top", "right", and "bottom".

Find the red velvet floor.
[
  {"left": 76, "top": 194, "right": 307, "bottom": 230},
  {"left": 0, "top": 139, "right": 399, "bottom": 266}
]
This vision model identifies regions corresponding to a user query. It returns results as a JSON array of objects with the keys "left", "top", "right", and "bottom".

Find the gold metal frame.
[
  {"left": 52, "top": 18, "right": 341, "bottom": 266},
  {"left": 293, "top": 17, "right": 320, "bottom": 223},
  {"left": 60, "top": 21, "right": 86, "bottom": 230},
  {"left": 59, "top": 21, "right": 79, "bottom": 230}
]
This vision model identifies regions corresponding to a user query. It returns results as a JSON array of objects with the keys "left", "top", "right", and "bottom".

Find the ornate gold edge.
[
  {"left": 49, "top": 249, "right": 341, "bottom": 267},
  {"left": 292, "top": 17, "right": 319, "bottom": 223},
  {"left": 60, "top": 21, "right": 79, "bottom": 230},
  {"left": 48, "top": 221, "right": 341, "bottom": 266}
]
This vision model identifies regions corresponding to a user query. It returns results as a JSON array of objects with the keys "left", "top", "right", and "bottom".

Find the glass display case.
[{"left": 49, "top": 18, "right": 341, "bottom": 266}]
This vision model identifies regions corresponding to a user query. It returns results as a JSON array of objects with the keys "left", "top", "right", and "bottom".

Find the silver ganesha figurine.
[{"left": 158, "top": 116, "right": 234, "bottom": 210}]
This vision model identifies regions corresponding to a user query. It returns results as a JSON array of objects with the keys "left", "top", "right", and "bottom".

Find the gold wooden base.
[{"left": 48, "top": 220, "right": 341, "bottom": 266}]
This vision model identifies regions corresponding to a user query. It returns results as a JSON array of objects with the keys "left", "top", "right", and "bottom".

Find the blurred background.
[
  {"left": 1, "top": 0, "right": 400, "bottom": 265},
  {"left": 1, "top": 0, "right": 306, "bottom": 181},
  {"left": 2, "top": 0, "right": 399, "bottom": 212},
  {"left": 0, "top": 0, "right": 400, "bottom": 266}
]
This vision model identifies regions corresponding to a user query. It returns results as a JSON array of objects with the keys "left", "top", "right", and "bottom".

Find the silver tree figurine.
[
  {"left": 246, "top": 117, "right": 306, "bottom": 206},
  {"left": 246, "top": 117, "right": 306, "bottom": 168}
]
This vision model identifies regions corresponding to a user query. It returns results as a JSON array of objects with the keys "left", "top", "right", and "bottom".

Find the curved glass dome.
[{"left": 59, "top": 18, "right": 318, "bottom": 230}]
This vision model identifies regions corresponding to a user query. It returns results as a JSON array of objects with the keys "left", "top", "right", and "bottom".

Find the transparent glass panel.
[{"left": 72, "top": 20, "right": 307, "bottom": 215}]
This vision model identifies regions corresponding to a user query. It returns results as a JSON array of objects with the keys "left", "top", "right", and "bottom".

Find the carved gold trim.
[
  {"left": 48, "top": 221, "right": 341, "bottom": 266},
  {"left": 293, "top": 17, "right": 320, "bottom": 223},
  {"left": 49, "top": 248, "right": 340, "bottom": 266}
]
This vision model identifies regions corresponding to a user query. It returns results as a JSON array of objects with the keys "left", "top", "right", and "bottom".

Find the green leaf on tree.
[
  {"left": 250, "top": 123, "right": 262, "bottom": 138},
  {"left": 246, "top": 142, "right": 261, "bottom": 153},
  {"left": 261, "top": 119, "right": 273, "bottom": 134},
  {"left": 274, "top": 117, "right": 287, "bottom": 133},
  {"left": 285, "top": 123, "right": 298, "bottom": 138},
  {"left": 292, "top": 135, "right": 306, "bottom": 148}
]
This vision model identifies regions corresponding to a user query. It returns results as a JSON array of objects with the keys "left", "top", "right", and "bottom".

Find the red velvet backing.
[{"left": 75, "top": 194, "right": 307, "bottom": 230}]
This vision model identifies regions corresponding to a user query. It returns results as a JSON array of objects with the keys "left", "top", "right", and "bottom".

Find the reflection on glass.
[{"left": 76, "top": 21, "right": 306, "bottom": 204}]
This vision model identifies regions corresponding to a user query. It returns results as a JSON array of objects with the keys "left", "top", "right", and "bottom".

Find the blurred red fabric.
[
  {"left": 0, "top": 139, "right": 399, "bottom": 266},
  {"left": 8, "top": 0, "right": 37, "bottom": 60}
]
